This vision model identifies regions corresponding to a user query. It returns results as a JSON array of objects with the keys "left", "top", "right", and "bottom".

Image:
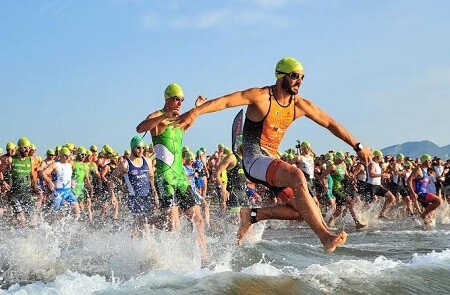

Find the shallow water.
[{"left": 1, "top": 203, "right": 450, "bottom": 295}]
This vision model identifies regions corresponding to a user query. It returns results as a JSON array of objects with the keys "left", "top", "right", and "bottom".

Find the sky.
[{"left": 1, "top": 0, "right": 449, "bottom": 156}]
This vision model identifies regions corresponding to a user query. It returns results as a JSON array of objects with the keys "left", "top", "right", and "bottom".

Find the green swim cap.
[
  {"left": 90, "top": 145, "right": 98, "bottom": 152},
  {"left": 60, "top": 147, "right": 71, "bottom": 156},
  {"left": 275, "top": 57, "right": 304, "bottom": 79},
  {"left": 30, "top": 143, "right": 36, "bottom": 151},
  {"left": 199, "top": 147, "right": 205, "bottom": 153},
  {"left": 325, "top": 153, "right": 334, "bottom": 161},
  {"left": 55, "top": 145, "right": 62, "bottom": 151},
  {"left": 300, "top": 141, "right": 311, "bottom": 150},
  {"left": 335, "top": 151, "right": 345, "bottom": 160},
  {"left": 286, "top": 153, "right": 295, "bottom": 160},
  {"left": 326, "top": 159, "right": 334, "bottom": 166},
  {"left": 224, "top": 147, "right": 233, "bottom": 155},
  {"left": 77, "top": 146, "right": 87, "bottom": 154},
  {"left": 186, "top": 151, "right": 195, "bottom": 159},
  {"left": 196, "top": 149, "right": 204, "bottom": 156},
  {"left": 345, "top": 157, "right": 353, "bottom": 165},
  {"left": 65, "top": 143, "right": 75, "bottom": 151},
  {"left": 6, "top": 142, "right": 16, "bottom": 150},
  {"left": 420, "top": 154, "right": 432, "bottom": 163},
  {"left": 47, "top": 149, "right": 55, "bottom": 156},
  {"left": 396, "top": 153, "right": 405, "bottom": 160},
  {"left": 164, "top": 83, "right": 184, "bottom": 100},
  {"left": 218, "top": 143, "right": 224, "bottom": 149},
  {"left": 17, "top": 137, "right": 31, "bottom": 148},
  {"left": 130, "top": 136, "right": 144, "bottom": 149},
  {"left": 124, "top": 149, "right": 131, "bottom": 155},
  {"left": 405, "top": 161, "right": 413, "bottom": 167},
  {"left": 373, "top": 150, "right": 383, "bottom": 157},
  {"left": 102, "top": 145, "right": 114, "bottom": 155}
]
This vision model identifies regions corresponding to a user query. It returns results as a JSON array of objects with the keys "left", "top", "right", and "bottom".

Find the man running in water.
[
  {"left": 176, "top": 57, "right": 372, "bottom": 252},
  {"left": 2, "top": 137, "right": 39, "bottom": 227},
  {"left": 136, "top": 83, "right": 208, "bottom": 263}
]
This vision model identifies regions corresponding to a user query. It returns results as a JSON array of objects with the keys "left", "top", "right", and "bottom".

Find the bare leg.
[
  {"left": 167, "top": 206, "right": 180, "bottom": 231},
  {"left": 273, "top": 167, "right": 346, "bottom": 252},
  {"left": 185, "top": 205, "right": 208, "bottom": 262},
  {"left": 379, "top": 191, "right": 396, "bottom": 218},
  {"left": 87, "top": 198, "right": 93, "bottom": 223},
  {"left": 201, "top": 198, "right": 211, "bottom": 228},
  {"left": 73, "top": 202, "right": 81, "bottom": 220},
  {"left": 238, "top": 164, "right": 347, "bottom": 252},
  {"left": 421, "top": 194, "right": 442, "bottom": 221}
]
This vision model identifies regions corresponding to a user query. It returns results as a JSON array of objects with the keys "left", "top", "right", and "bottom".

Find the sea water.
[{"left": 1, "top": 203, "right": 450, "bottom": 295}]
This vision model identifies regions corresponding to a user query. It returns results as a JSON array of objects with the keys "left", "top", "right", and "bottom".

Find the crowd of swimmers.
[
  {"left": 1, "top": 138, "right": 449, "bottom": 233},
  {"left": 2, "top": 57, "right": 450, "bottom": 263}
]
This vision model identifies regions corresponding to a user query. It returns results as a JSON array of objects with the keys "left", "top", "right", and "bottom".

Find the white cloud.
[
  {"left": 171, "top": 9, "right": 230, "bottom": 29},
  {"left": 138, "top": 1, "right": 308, "bottom": 31}
]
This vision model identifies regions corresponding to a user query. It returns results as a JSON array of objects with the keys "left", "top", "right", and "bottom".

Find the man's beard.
[{"left": 281, "top": 77, "right": 298, "bottom": 95}]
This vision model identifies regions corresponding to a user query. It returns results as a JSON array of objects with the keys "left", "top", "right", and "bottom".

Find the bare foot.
[
  {"left": 323, "top": 231, "right": 347, "bottom": 253},
  {"left": 236, "top": 207, "right": 253, "bottom": 246},
  {"left": 356, "top": 222, "right": 367, "bottom": 230}
]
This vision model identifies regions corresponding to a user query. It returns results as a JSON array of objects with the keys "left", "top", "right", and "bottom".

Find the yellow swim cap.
[
  {"left": 60, "top": 147, "right": 71, "bottom": 156},
  {"left": 164, "top": 83, "right": 184, "bottom": 100},
  {"left": 17, "top": 137, "right": 31, "bottom": 148},
  {"left": 275, "top": 57, "right": 304, "bottom": 79},
  {"left": 6, "top": 142, "right": 16, "bottom": 150}
]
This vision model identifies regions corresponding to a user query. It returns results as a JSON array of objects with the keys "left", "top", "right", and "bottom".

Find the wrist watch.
[{"left": 354, "top": 142, "right": 364, "bottom": 152}]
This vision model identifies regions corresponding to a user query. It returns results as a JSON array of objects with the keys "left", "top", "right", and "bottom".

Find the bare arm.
[
  {"left": 299, "top": 98, "right": 372, "bottom": 163},
  {"left": 84, "top": 165, "right": 94, "bottom": 194},
  {"left": 146, "top": 157, "right": 159, "bottom": 204},
  {"left": 215, "top": 155, "right": 235, "bottom": 187},
  {"left": 175, "top": 88, "right": 261, "bottom": 130},
  {"left": 136, "top": 110, "right": 177, "bottom": 134},
  {"left": 407, "top": 167, "right": 420, "bottom": 199},
  {"left": 42, "top": 163, "right": 57, "bottom": 191}
]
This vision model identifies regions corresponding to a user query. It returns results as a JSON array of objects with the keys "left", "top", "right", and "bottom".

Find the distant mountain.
[{"left": 381, "top": 140, "right": 450, "bottom": 160}]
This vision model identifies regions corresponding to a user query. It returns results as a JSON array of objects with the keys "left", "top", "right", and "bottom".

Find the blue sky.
[{"left": 1, "top": 0, "right": 449, "bottom": 156}]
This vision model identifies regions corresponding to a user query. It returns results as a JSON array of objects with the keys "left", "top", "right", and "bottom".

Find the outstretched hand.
[
  {"left": 174, "top": 95, "right": 206, "bottom": 130},
  {"left": 357, "top": 146, "right": 372, "bottom": 164},
  {"left": 195, "top": 95, "right": 207, "bottom": 107}
]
